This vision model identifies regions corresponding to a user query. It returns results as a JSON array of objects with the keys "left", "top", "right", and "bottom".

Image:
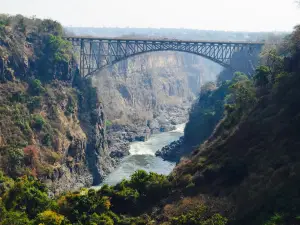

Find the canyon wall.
[{"left": 91, "top": 52, "right": 221, "bottom": 158}]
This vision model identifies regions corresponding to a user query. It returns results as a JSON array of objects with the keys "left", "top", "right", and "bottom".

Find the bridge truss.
[{"left": 65, "top": 37, "right": 264, "bottom": 77}]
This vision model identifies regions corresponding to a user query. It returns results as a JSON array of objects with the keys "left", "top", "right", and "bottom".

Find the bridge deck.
[{"left": 64, "top": 36, "right": 264, "bottom": 45}]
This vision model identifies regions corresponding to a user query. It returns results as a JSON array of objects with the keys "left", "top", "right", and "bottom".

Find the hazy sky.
[{"left": 1, "top": 0, "right": 300, "bottom": 31}]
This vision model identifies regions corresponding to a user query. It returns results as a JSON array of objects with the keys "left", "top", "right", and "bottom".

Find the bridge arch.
[
  {"left": 108, "top": 49, "right": 231, "bottom": 70},
  {"left": 65, "top": 37, "right": 264, "bottom": 77}
]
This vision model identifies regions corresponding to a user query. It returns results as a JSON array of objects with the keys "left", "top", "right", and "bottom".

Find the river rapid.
[{"left": 95, "top": 123, "right": 185, "bottom": 187}]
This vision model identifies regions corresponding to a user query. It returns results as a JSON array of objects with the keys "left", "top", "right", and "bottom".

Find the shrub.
[
  {"left": 65, "top": 96, "right": 76, "bottom": 116},
  {"left": 48, "top": 35, "right": 72, "bottom": 63},
  {"left": 10, "top": 91, "right": 27, "bottom": 103},
  {"left": 90, "top": 213, "right": 114, "bottom": 225},
  {"left": 42, "top": 133, "right": 52, "bottom": 146},
  {"left": 45, "top": 151, "right": 61, "bottom": 164},
  {"left": 38, "top": 19, "right": 63, "bottom": 36},
  {"left": 29, "top": 79, "right": 45, "bottom": 96},
  {"left": 105, "top": 120, "right": 113, "bottom": 127},
  {"left": 0, "top": 171, "right": 14, "bottom": 195},
  {"left": 23, "top": 145, "right": 39, "bottom": 167},
  {"left": 27, "top": 96, "right": 42, "bottom": 112},
  {"left": 6, "top": 147, "right": 24, "bottom": 177},
  {"left": 31, "top": 114, "right": 46, "bottom": 130},
  {"left": 35, "top": 210, "right": 66, "bottom": 225}
]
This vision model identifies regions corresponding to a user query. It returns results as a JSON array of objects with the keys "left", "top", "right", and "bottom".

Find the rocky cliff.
[
  {"left": 0, "top": 15, "right": 114, "bottom": 194},
  {"left": 92, "top": 52, "right": 221, "bottom": 157}
]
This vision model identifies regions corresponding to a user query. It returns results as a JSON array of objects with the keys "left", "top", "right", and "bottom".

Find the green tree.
[
  {"left": 3, "top": 176, "right": 55, "bottom": 219},
  {"left": 48, "top": 35, "right": 72, "bottom": 63},
  {"left": 29, "top": 79, "right": 45, "bottom": 96},
  {"left": 254, "top": 66, "right": 270, "bottom": 87},
  {"left": 38, "top": 19, "right": 63, "bottom": 36},
  {"left": 229, "top": 78, "right": 256, "bottom": 110},
  {"left": 6, "top": 147, "right": 24, "bottom": 176},
  {"left": 1, "top": 211, "right": 32, "bottom": 225},
  {"left": 89, "top": 213, "right": 114, "bottom": 225},
  {"left": 261, "top": 48, "right": 283, "bottom": 84},
  {"left": 35, "top": 210, "right": 67, "bottom": 225}
]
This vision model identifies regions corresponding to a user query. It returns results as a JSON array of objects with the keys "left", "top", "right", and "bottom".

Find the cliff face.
[
  {"left": 92, "top": 52, "right": 221, "bottom": 156},
  {"left": 94, "top": 52, "right": 220, "bottom": 126},
  {"left": 0, "top": 15, "right": 113, "bottom": 194}
]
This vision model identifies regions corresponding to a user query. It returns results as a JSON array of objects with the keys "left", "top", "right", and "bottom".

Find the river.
[{"left": 95, "top": 123, "right": 185, "bottom": 187}]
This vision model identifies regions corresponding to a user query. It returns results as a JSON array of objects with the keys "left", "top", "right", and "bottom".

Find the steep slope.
[
  {"left": 167, "top": 27, "right": 300, "bottom": 225},
  {"left": 156, "top": 48, "right": 260, "bottom": 162},
  {"left": 0, "top": 15, "right": 113, "bottom": 194}
]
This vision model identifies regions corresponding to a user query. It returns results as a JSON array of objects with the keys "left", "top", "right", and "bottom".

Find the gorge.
[{"left": 1, "top": 13, "right": 300, "bottom": 225}]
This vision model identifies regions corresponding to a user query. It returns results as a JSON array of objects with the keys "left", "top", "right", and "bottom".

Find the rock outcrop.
[{"left": 155, "top": 137, "right": 184, "bottom": 162}]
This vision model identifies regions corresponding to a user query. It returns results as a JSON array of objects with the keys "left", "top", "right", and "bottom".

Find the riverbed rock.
[{"left": 155, "top": 136, "right": 185, "bottom": 162}]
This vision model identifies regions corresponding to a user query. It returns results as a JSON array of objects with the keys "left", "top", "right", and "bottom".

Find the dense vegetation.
[{"left": 0, "top": 170, "right": 229, "bottom": 225}]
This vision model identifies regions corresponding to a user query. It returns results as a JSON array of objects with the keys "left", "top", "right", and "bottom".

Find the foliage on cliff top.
[{"left": 0, "top": 14, "right": 74, "bottom": 82}]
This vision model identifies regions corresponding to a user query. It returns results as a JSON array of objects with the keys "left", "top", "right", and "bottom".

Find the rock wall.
[
  {"left": 91, "top": 52, "right": 221, "bottom": 158},
  {"left": 76, "top": 79, "right": 115, "bottom": 185}
]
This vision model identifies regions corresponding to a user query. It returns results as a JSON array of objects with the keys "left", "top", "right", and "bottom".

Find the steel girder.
[{"left": 65, "top": 37, "right": 264, "bottom": 77}]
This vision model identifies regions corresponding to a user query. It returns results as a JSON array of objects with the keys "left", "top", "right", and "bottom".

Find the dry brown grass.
[{"left": 163, "top": 196, "right": 205, "bottom": 219}]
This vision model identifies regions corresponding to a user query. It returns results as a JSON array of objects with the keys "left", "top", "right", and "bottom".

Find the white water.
[{"left": 95, "top": 123, "right": 185, "bottom": 187}]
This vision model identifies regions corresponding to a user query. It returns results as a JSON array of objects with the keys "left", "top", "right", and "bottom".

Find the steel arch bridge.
[{"left": 64, "top": 36, "right": 264, "bottom": 77}]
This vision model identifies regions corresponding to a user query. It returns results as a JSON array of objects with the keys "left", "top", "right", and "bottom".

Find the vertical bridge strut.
[{"left": 64, "top": 36, "right": 264, "bottom": 77}]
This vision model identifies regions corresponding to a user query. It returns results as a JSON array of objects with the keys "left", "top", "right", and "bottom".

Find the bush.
[
  {"left": 38, "top": 19, "right": 63, "bottom": 36},
  {"left": 35, "top": 210, "right": 66, "bottom": 225},
  {"left": 65, "top": 96, "right": 76, "bottom": 116},
  {"left": 0, "top": 171, "right": 14, "bottom": 195},
  {"left": 105, "top": 120, "right": 113, "bottom": 127},
  {"left": 23, "top": 145, "right": 39, "bottom": 167},
  {"left": 90, "top": 213, "right": 114, "bottom": 225},
  {"left": 10, "top": 91, "right": 27, "bottom": 103},
  {"left": 29, "top": 79, "right": 45, "bottom": 96},
  {"left": 48, "top": 35, "right": 72, "bottom": 63},
  {"left": 6, "top": 147, "right": 24, "bottom": 177},
  {"left": 27, "top": 96, "right": 42, "bottom": 112},
  {"left": 42, "top": 133, "right": 52, "bottom": 146},
  {"left": 31, "top": 114, "right": 46, "bottom": 130}
]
